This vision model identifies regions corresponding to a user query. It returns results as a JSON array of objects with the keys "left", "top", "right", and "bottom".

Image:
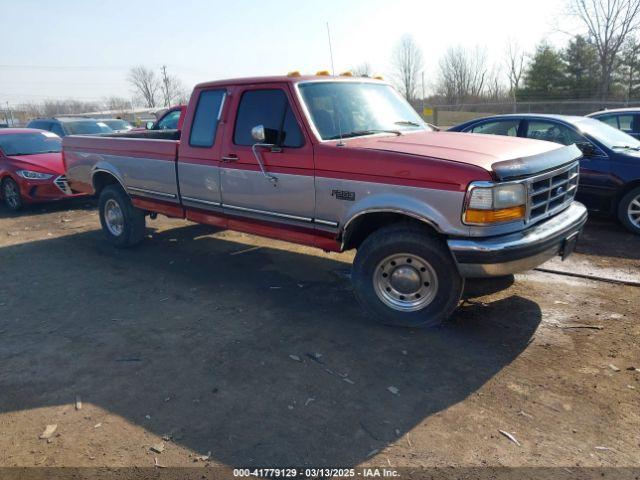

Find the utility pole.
[{"left": 326, "top": 22, "right": 335, "bottom": 75}]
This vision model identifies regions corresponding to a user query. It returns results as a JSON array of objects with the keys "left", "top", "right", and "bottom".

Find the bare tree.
[
  {"left": 160, "top": 65, "right": 186, "bottom": 107},
  {"left": 104, "top": 96, "right": 131, "bottom": 112},
  {"left": 436, "top": 46, "right": 488, "bottom": 104},
  {"left": 41, "top": 99, "right": 100, "bottom": 116},
  {"left": 505, "top": 39, "right": 526, "bottom": 105},
  {"left": 352, "top": 62, "right": 373, "bottom": 77},
  {"left": 127, "top": 66, "right": 160, "bottom": 108},
  {"left": 486, "top": 66, "right": 509, "bottom": 101},
  {"left": 391, "top": 35, "right": 424, "bottom": 102},
  {"left": 569, "top": 0, "right": 640, "bottom": 99}
]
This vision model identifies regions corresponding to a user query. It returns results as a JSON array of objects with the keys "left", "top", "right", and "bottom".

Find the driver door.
[{"left": 219, "top": 84, "right": 316, "bottom": 238}]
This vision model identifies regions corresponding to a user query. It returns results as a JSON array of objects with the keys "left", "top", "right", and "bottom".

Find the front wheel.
[
  {"left": 2, "top": 177, "right": 23, "bottom": 211},
  {"left": 618, "top": 186, "right": 640, "bottom": 235},
  {"left": 98, "top": 185, "right": 146, "bottom": 247},
  {"left": 352, "top": 224, "right": 464, "bottom": 328}
]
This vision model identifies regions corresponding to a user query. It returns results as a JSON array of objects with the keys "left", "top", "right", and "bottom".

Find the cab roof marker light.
[
  {"left": 339, "top": 71, "right": 353, "bottom": 77},
  {"left": 315, "top": 70, "right": 331, "bottom": 76},
  {"left": 373, "top": 75, "right": 384, "bottom": 80},
  {"left": 287, "top": 70, "right": 301, "bottom": 77}
]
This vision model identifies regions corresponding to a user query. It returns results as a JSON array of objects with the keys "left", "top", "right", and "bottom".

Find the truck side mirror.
[
  {"left": 251, "top": 125, "right": 266, "bottom": 143},
  {"left": 145, "top": 121, "right": 155, "bottom": 130}
]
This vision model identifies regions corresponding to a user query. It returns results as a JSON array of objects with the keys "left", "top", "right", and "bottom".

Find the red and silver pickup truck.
[{"left": 63, "top": 75, "right": 587, "bottom": 327}]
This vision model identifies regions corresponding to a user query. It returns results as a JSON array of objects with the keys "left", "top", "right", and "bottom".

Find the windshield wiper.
[
  {"left": 327, "top": 129, "right": 402, "bottom": 140},
  {"left": 611, "top": 145, "right": 640, "bottom": 151},
  {"left": 394, "top": 120, "right": 422, "bottom": 127}
]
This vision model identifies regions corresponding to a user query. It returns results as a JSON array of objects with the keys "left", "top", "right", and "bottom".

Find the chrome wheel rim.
[
  {"left": 373, "top": 253, "right": 439, "bottom": 312},
  {"left": 628, "top": 194, "right": 640, "bottom": 228},
  {"left": 3, "top": 180, "right": 20, "bottom": 209},
  {"left": 104, "top": 199, "right": 124, "bottom": 236}
]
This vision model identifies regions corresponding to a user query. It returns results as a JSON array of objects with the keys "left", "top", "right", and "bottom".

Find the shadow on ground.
[
  {"left": 576, "top": 216, "right": 640, "bottom": 261},
  {"left": 0, "top": 197, "right": 96, "bottom": 219},
  {"left": 0, "top": 223, "right": 541, "bottom": 467}
]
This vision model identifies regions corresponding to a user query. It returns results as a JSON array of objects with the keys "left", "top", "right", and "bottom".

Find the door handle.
[{"left": 221, "top": 154, "right": 238, "bottom": 162}]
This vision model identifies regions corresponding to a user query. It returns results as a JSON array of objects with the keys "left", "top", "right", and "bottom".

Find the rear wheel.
[
  {"left": 352, "top": 224, "right": 464, "bottom": 328},
  {"left": 2, "top": 177, "right": 23, "bottom": 211},
  {"left": 618, "top": 186, "right": 640, "bottom": 235},
  {"left": 98, "top": 185, "right": 146, "bottom": 247}
]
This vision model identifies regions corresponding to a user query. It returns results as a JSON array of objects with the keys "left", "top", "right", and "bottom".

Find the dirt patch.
[{"left": 0, "top": 200, "right": 638, "bottom": 472}]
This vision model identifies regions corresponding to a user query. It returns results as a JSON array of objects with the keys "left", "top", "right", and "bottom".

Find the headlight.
[
  {"left": 464, "top": 182, "right": 526, "bottom": 225},
  {"left": 16, "top": 170, "right": 53, "bottom": 180}
]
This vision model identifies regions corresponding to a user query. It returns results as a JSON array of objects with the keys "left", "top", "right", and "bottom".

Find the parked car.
[
  {"left": 587, "top": 108, "right": 640, "bottom": 139},
  {"left": 144, "top": 105, "right": 186, "bottom": 131},
  {"left": 99, "top": 118, "right": 133, "bottom": 133},
  {"left": 26, "top": 117, "right": 113, "bottom": 137},
  {"left": 449, "top": 114, "right": 640, "bottom": 234},
  {"left": 0, "top": 128, "right": 85, "bottom": 211},
  {"left": 64, "top": 75, "right": 587, "bottom": 327}
]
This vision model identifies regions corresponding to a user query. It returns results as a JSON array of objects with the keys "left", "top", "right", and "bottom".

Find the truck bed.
[{"left": 63, "top": 134, "right": 180, "bottom": 203}]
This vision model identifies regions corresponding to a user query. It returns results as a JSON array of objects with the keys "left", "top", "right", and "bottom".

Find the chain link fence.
[{"left": 428, "top": 100, "right": 640, "bottom": 128}]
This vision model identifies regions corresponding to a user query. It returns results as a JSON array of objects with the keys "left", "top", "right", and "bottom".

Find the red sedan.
[{"left": 0, "top": 128, "right": 85, "bottom": 211}]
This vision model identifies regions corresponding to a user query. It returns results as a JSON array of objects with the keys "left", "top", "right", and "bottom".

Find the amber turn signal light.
[{"left": 464, "top": 206, "right": 525, "bottom": 224}]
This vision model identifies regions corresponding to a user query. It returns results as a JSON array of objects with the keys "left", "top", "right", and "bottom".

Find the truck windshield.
[
  {"left": 298, "top": 81, "right": 428, "bottom": 140},
  {"left": 0, "top": 132, "right": 61, "bottom": 156}
]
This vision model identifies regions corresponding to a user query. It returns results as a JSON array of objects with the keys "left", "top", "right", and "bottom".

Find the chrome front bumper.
[{"left": 447, "top": 202, "right": 588, "bottom": 278}]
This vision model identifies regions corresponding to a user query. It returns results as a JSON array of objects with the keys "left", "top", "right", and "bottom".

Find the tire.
[
  {"left": 618, "top": 186, "right": 640, "bottom": 235},
  {"left": 352, "top": 224, "right": 464, "bottom": 328},
  {"left": 98, "top": 185, "right": 146, "bottom": 247},
  {"left": 2, "top": 177, "right": 23, "bottom": 211}
]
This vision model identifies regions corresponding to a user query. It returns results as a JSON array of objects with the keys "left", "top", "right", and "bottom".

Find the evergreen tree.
[
  {"left": 563, "top": 35, "right": 600, "bottom": 99},
  {"left": 520, "top": 43, "right": 568, "bottom": 100},
  {"left": 617, "top": 37, "right": 640, "bottom": 100}
]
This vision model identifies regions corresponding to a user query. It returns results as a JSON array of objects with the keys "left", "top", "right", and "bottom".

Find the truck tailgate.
[{"left": 63, "top": 136, "right": 180, "bottom": 202}]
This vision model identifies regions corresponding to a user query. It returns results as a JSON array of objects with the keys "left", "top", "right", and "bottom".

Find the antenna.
[{"left": 326, "top": 22, "right": 335, "bottom": 75}]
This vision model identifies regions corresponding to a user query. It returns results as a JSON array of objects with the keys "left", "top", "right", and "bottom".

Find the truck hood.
[
  {"left": 5, "top": 152, "right": 64, "bottom": 175},
  {"left": 346, "top": 131, "right": 582, "bottom": 180}
]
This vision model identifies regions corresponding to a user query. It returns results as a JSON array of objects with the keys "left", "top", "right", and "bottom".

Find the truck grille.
[
  {"left": 54, "top": 175, "right": 73, "bottom": 195},
  {"left": 525, "top": 162, "right": 579, "bottom": 224}
]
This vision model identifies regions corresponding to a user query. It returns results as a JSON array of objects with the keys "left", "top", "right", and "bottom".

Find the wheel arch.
[
  {"left": 615, "top": 179, "right": 640, "bottom": 208},
  {"left": 92, "top": 168, "right": 126, "bottom": 197},
  {"left": 340, "top": 209, "right": 441, "bottom": 251}
]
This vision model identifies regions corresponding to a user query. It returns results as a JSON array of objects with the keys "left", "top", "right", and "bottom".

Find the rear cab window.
[
  {"left": 189, "top": 90, "right": 226, "bottom": 147},
  {"left": 233, "top": 89, "right": 304, "bottom": 148}
]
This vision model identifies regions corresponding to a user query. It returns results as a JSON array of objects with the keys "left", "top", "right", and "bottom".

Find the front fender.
[{"left": 314, "top": 176, "right": 469, "bottom": 237}]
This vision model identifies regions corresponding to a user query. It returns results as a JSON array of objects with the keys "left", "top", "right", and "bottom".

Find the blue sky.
[{"left": 1, "top": 0, "right": 577, "bottom": 104}]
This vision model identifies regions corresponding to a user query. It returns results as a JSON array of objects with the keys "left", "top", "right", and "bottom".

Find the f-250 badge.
[{"left": 331, "top": 189, "right": 356, "bottom": 201}]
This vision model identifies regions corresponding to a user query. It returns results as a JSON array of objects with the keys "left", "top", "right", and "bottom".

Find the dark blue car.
[{"left": 449, "top": 114, "right": 640, "bottom": 234}]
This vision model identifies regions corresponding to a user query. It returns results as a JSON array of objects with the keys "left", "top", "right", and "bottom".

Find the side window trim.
[{"left": 188, "top": 89, "right": 227, "bottom": 148}]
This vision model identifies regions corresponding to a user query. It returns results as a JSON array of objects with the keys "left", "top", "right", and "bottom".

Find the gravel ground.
[{"left": 0, "top": 199, "right": 638, "bottom": 477}]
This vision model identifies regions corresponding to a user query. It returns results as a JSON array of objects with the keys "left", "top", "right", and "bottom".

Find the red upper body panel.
[{"left": 344, "top": 131, "right": 562, "bottom": 173}]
